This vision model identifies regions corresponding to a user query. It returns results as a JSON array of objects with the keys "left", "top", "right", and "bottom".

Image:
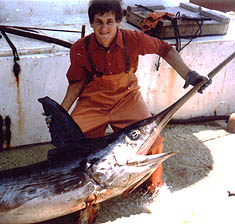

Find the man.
[{"left": 60, "top": 0, "right": 210, "bottom": 193}]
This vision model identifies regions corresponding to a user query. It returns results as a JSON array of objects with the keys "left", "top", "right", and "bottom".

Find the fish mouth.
[{"left": 126, "top": 151, "right": 178, "bottom": 167}]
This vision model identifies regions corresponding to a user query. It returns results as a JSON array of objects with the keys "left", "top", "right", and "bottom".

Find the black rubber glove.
[{"left": 183, "top": 70, "right": 212, "bottom": 94}]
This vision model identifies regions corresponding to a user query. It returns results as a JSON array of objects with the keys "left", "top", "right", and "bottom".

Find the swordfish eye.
[{"left": 127, "top": 129, "right": 140, "bottom": 141}]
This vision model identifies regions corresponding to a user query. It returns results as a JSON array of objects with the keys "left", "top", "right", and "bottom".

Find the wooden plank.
[
  {"left": 154, "top": 20, "right": 229, "bottom": 39},
  {"left": 126, "top": 3, "right": 230, "bottom": 39},
  {"left": 201, "top": 8, "right": 231, "bottom": 23},
  {"left": 179, "top": 2, "right": 200, "bottom": 12}
]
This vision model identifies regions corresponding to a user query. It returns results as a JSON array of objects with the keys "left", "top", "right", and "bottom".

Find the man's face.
[{"left": 90, "top": 11, "right": 120, "bottom": 48}]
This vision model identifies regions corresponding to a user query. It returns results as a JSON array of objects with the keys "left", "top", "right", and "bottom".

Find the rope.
[
  {"left": 1, "top": 31, "right": 21, "bottom": 78},
  {"left": 173, "top": 11, "right": 205, "bottom": 53}
]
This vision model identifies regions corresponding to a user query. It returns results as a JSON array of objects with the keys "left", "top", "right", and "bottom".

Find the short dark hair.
[{"left": 88, "top": 0, "right": 123, "bottom": 23}]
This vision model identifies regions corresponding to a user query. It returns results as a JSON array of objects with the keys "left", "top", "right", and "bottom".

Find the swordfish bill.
[
  {"left": 137, "top": 51, "right": 235, "bottom": 154},
  {"left": 0, "top": 52, "right": 234, "bottom": 224}
]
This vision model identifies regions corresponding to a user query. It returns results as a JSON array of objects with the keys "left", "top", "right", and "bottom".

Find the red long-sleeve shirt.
[{"left": 66, "top": 29, "right": 172, "bottom": 84}]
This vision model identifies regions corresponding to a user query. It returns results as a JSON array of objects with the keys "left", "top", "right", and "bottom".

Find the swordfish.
[
  {"left": 1, "top": 51, "right": 234, "bottom": 224},
  {"left": 0, "top": 96, "right": 177, "bottom": 224}
]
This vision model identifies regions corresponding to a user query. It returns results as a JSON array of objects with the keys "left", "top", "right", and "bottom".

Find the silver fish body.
[{"left": 0, "top": 141, "right": 176, "bottom": 223}]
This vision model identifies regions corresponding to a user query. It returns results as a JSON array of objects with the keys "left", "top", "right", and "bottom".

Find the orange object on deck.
[
  {"left": 227, "top": 113, "right": 235, "bottom": 133},
  {"left": 141, "top": 12, "right": 175, "bottom": 32}
]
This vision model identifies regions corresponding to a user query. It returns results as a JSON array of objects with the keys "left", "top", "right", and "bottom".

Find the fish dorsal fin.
[{"left": 38, "top": 96, "right": 85, "bottom": 146}]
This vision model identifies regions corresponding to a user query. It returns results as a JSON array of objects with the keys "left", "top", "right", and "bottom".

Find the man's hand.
[{"left": 183, "top": 70, "right": 212, "bottom": 94}]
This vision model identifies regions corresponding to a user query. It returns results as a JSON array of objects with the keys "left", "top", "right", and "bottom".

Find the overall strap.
[
  {"left": 84, "top": 35, "right": 103, "bottom": 81},
  {"left": 84, "top": 30, "right": 131, "bottom": 82},
  {"left": 120, "top": 29, "right": 130, "bottom": 74}
]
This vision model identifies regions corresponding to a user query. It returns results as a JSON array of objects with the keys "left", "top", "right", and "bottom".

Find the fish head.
[
  {"left": 88, "top": 142, "right": 177, "bottom": 193},
  {"left": 87, "top": 117, "right": 177, "bottom": 193}
]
